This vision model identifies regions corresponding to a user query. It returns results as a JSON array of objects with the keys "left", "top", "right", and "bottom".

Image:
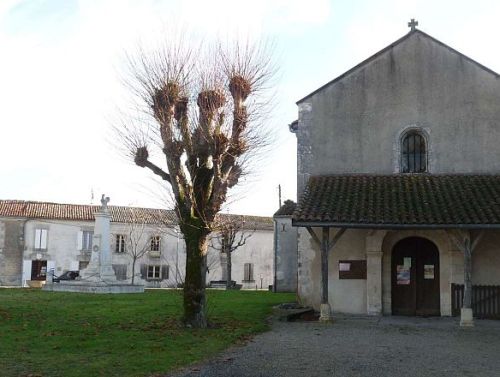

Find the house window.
[
  {"left": 34, "top": 229, "right": 48, "bottom": 250},
  {"left": 82, "top": 231, "right": 93, "bottom": 251},
  {"left": 244, "top": 263, "right": 254, "bottom": 282},
  {"left": 401, "top": 131, "right": 427, "bottom": 173},
  {"left": 147, "top": 265, "right": 161, "bottom": 280},
  {"left": 115, "top": 235, "right": 126, "bottom": 253},
  {"left": 150, "top": 236, "right": 161, "bottom": 251},
  {"left": 112, "top": 264, "right": 128, "bottom": 280}
]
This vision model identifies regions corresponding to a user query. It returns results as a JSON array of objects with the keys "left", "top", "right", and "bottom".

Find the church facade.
[{"left": 291, "top": 26, "right": 500, "bottom": 326}]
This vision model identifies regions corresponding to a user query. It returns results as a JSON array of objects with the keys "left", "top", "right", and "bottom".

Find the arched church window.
[{"left": 401, "top": 132, "right": 427, "bottom": 173}]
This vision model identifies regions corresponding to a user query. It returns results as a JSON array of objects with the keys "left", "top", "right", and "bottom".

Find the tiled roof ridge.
[
  {"left": 311, "top": 173, "right": 500, "bottom": 177},
  {"left": 0, "top": 199, "right": 168, "bottom": 210},
  {"left": 293, "top": 174, "right": 500, "bottom": 228},
  {"left": 0, "top": 199, "right": 273, "bottom": 230}
]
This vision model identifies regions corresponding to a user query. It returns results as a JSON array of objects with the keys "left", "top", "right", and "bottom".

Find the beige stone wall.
[
  {"left": 297, "top": 227, "right": 321, "bottom": 308},
  {"left": 450, "top": 230, "right": 500, "bottom": 286},
  {"left": 297, "top": 228, "right": 369, "bottom": 314},
  {"left": 0, "top": 218, "right": 24, "bottom": 286},
  {"left": 298, "top": 228, "right": 500, "bottom": 316}
]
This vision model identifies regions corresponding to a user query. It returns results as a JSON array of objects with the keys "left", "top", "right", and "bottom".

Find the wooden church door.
[{"left": 392, "top": 237, "right": 440, "bottom": 316}]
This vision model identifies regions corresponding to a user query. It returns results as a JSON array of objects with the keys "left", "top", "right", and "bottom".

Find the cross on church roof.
[{"left": 408, "top": 18, "right": 418, "bottom": 31}]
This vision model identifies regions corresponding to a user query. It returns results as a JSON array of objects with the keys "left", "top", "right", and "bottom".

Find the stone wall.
[
  {"left": 297, "top": 227, "right": 369, "bottom": 314},
  {"left": 297, "top": 227, "right": 500, "bottom": 316},
  {"left": 273, "top": 216, "right": 298, "bottom": 292},
  {"left": 0, "top": 218, "right": 24, "bottom": 286},
  {"left": 296, "top": 32, "right": 500, "bottom": 195}
]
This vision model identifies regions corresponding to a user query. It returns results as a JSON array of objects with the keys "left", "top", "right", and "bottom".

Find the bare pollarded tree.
[
  {"left": 117, "top": 37, "right": 275, "bottom": 328},
  {"left": 211, "top": 215, "right": 254, "bottom": 289}
]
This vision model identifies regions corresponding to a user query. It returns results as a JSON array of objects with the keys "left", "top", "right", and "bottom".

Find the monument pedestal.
[{"left": 43, "top": 195, "right": 144, "bottom": 294}]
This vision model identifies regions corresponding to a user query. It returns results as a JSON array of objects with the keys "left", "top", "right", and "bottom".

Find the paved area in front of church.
[{"left": 171, "top": 315, "right": 500, "bottom": 377}]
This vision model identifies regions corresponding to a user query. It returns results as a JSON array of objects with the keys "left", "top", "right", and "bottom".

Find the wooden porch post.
[
  {"left": 320, "top": 227, "right": 331, "bottom": 321},
  {"left": 306, "top": 227, "right": 346, "bottom": 322},
  {"left": 447, "top": 230, "right": 484, "bottom": 327}
]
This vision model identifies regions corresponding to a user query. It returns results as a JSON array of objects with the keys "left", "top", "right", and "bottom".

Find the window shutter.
[
  {"left": 77, "top": 231, "right": 83, "bottom": 250},
  {"left": 140, "top": 264, "right": 147, "bottom": 279},
  {"left": 22, "top": 260, "right": 32, "bottom": 286},
  {"left": 244, "top": 263, "right": 249, "bottom": 281},
  {"left": 40, "top": 229, "right": 48, "bottom": 250},
  {"left": 244, "top": 263, "right": 254, "bottom": 281},
  {"left": 161, "top": 265, "right": 169, "bottom": 280},
  {"left": 47, "top": 261, "right": 56, "bottom": 280},
  {"left": 35, "top": 229, "right": 41, "bottom": 249}
]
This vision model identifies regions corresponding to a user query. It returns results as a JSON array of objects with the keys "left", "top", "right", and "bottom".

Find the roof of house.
[
  {"left": 274, "top": 200, "right": 297, "bottom": 217},
  {"left": 297, "top": 29, "right": 500, "bottom": 104},
  {"left": 292, "top": 174, "right": 500, "bottom": 229},
  {"left": 0, "top": 200, "right": 273, "bottom": 231}
]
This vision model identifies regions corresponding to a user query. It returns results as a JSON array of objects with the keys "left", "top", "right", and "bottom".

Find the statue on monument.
[{"left": 100, "top": 194, "right": 110, "bottom": 211}]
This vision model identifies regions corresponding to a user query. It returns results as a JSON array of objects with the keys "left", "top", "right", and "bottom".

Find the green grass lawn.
[{"left": 0, "top": 289, "right": 295, "bottom": 377}]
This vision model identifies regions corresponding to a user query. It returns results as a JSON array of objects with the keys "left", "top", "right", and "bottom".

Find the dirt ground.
[{"left": 171, "top": 315, "right": 500, "bottom": 377}]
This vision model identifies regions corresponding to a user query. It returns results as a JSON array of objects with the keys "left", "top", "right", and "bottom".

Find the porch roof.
[{"left": 292, "top": 174, "right": 500, "bottom": 229}]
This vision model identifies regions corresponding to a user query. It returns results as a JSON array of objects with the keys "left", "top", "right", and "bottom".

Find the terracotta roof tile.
[
  {"left": 0, "top": 200, "right": 273, "bottom": 230},
  {"left": 293, "top": 175, "right": 500, "bottom": 228}
]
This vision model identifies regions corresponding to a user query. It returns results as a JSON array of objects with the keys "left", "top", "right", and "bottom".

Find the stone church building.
[{"left": 290, "top": 24, "right": 500, "bottom": 326}]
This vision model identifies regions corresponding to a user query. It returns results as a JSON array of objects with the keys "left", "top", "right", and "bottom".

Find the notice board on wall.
[{"left": 338, "top": 260, "right": 367, "bottom": 279}]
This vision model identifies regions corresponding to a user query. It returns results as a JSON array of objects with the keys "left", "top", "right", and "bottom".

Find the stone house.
[
  {"left": 0, "top": 200, "right": 274, "bottom": 289},
  {"left": 290, "top": 25, "right": 500, "bottom": 326}
]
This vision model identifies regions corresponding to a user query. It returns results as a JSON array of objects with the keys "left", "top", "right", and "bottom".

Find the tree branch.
[{"left": 134, "top": 146, "right": 172, "bottom": 183}]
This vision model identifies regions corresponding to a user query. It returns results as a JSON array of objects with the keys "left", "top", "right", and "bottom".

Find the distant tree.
[
  {"left": 212, "top": 215, "right": 254, "bottom": 289},
  {"left": 117, "top": 37, "right": 275, "bottom": 328},
  {"left": 123, "top": 209, "right": 153, "bottom": 285}
]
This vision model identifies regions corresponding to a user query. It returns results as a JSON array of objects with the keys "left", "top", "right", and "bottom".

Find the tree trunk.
[
  {"left": 226, "top": 247, "right": 232, "bottom": 289},
  {"left": 131, "top": 256, "right": 136, "bottom": 285},
  {"left": 183, "top": 224, "right": 209, "bottom": 328}
]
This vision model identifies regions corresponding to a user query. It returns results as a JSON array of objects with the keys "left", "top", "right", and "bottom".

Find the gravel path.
[{"left": 171, "top": 315, "right": 500, "bottom": 377}]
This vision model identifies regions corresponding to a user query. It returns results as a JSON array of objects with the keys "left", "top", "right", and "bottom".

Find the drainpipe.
[
  {"left": 20, "top": 218, "right": 30, "bottom": 286},
  {"left": 273, "top": 217, "right": 278, "bottom": 293}
]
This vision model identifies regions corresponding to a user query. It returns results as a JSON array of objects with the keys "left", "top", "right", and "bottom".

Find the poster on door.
[
  {"left": 424, "top": 265, "right": 435, "bottom": 279},
  {"left": 396, "top": 265, "right": 410, "bottom": 285}
]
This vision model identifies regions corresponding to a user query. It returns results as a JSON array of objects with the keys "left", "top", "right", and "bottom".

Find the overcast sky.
[{"left": 1, "top": 0, "right": 499, "bottom": 216}]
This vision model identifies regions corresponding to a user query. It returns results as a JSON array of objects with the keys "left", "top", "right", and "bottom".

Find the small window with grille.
[
  {"left": 401, "top": 131, "right": 427, "bottom": 173},
  {"left": 150, "top": 236, "right": 161, "bottom": 251}
]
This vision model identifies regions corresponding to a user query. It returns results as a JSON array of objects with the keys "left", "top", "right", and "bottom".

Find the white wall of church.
[
  {"left": 298, "top": 227, "right": 500, "bottom": 316},
  {"left": 296, "top": 32, "right": 500, "bottom": 195}
]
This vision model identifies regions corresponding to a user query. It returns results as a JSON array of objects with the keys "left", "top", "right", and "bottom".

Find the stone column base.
[
  {"left": 319, "top": 303, "right": 333, "bottom": 322},
  {"left": 460, "top": 308, "right": 474, "bottom": 327}
]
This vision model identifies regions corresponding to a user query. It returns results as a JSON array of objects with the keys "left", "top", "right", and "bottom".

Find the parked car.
[{"left": 53, "top": 270, "right": 79, "bottom": 283}]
